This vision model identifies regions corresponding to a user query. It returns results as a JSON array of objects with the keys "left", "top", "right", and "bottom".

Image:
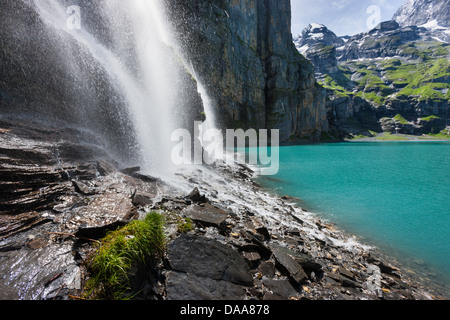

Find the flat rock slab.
[
  {"left": 166, "top": 271, "right": 247, "bottom": 300},
  {"left": 181, "top": 204, "right": 229, "bottom": 228},
  {"left": 167, "top": 234, "right": 254, "bottom": 287},
  {"left": 262, "top": 279, "right": 298, "bottom": 299},
  {"left": 271, "top": 246, "right": 307, "bottom": 285},
  {"left": 65, "top": 191, "right": 134, "bottom": 235},
  {"left": 272, "top": 244, "right": 323, "bottom": 273},
  {"left": 0, "top": 243, "right": 80, "bottom": 300}
]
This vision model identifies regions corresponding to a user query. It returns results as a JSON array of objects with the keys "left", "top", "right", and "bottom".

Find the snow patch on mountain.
[{"left": 393, "top": 0, "right": 450, "bottom": 28}]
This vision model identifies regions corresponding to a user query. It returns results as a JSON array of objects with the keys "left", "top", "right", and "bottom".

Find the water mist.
[{"left": 30, "top": 0, "right": 215, "bottom": 178}]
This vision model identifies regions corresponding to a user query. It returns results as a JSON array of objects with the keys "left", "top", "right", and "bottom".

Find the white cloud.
[{"left": 331, "top": 0, "right": 350, "bottom": 10}]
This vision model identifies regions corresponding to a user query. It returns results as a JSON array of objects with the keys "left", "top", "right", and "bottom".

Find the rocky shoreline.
[{"left": 0, "top": 118, "right": 444, "bottom": 300}]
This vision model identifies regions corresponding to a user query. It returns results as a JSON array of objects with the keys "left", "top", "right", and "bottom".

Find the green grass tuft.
[
  {"left": 84, "top": 212, "right": 166, "bottom": 300},
  {"left": 177, "top": 217, "right": 194, "bottom": 234}
]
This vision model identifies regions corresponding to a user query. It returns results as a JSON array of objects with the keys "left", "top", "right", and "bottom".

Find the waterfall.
[{"left": 29, "top": 0, "right": 215, "bottom": 178}]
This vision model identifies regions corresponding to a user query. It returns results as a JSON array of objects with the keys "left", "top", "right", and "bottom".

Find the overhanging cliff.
[{"left": 166, "top": 0, "right": 329, "bottom": 141}]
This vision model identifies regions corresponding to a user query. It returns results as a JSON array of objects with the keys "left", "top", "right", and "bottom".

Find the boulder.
[
  {"left": 132, "top": 190, "right": 155, "bottom": 207},
  {"left": 166, "top": 271, "right": 247, "bottom": 300},
  {"left": 181, "top": 204, "right": 229, "bottom": 229},
  {"left": 262, "top": 279, "right": 298, "bottom": 299},
  {"left": 242, "top": 251, "right": 261, "bottom": 268},
  {"left": 187, "top": 187, "right": 208, "bottom": 204},
  {"left": 0, "top": 243, "right": 80, "bottom": 300},
  {"left": 293, "top": 253, "right": 324, "bottom": 274},
  {"left": 72, "top": 180, "right": 95, "bottom": 195},
  {"left": 271, "top": 246, "right": 307, "bottom": 285},
  {"left": 167, "top": 235, "right": 254, "bottom": 287},
  {"left": 259, "top": 261, "right": 276, "bottom": 278},
  {"left": 65, "top": 191, "right": 135, "bottom": 235}
]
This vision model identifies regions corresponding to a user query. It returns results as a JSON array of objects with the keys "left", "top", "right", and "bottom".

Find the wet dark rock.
[
  {"left": 341, "top": 277, "right": 362, "bottom": 289},
  {"left": 52, "top": 195, "right": 83, "bottom": 213},
  {"left": 263, "top": 292, "right": 288, "bottom": 300},
  {"left": 0, "top": 243, "right": 80, "bottom": 300},
  {"left": 57, "top": 142, "right": 105, "bottom": 163},
  {"left": 132, "top": 191, "right": 154, "bottom": 206},
  {"left": 289, "top": 213, "right": 305, "bottom": 225},
  {"left": 131, "top": 172, "right": 160, "bottom": 183},
  {"left": 255, "top": 226, "right": 271, "bottom": 241},
  {"left": 75, "top": 219, "right": 130, "bottom": 240},
  {"left": 242, "top": 251, "right": 261, "bottom": 269},
  {"left": 259, "top": 261, "right": 276, "bottom": 278},
  {"left": 187, "top": 187, "right": 208, "bottom": 204},
  {"left": 324, "top": 272, "right": 342, "bottom": 286},
  {"left": 181, "top": 204, "right": 229, "bottom": 229},
  {"left": 66, "top": 191, "right": 136, "bottom": 235},
  {"left": 263, "top": 279, "right": 298, "bottom": 299},
  {"left": 72, "top": 180, "right": 95, "bottom": 195},
  {"left": 378, "top": 261, "right": 402, "bottom": 277},
  {"left": 167, "top": 235, "right": 254, "bottom": 287},
  {"left": 286, "top": 227, "right": 301, "bottom": 237},
  {"left": 271, "top": 246, "right": 308, "bottom": 285},
  {"left": 121, "top": 166, "right": 141, "bottom": 175},
  {"left": 0, "top": 211, "right": 50, "bottom": 240},
  {"left": 96, "top": 160, "right": 117, "bottom": 176},
  {"left": 243, "top": 231, "right": 273, "bottom": 260},
  {"left": 293, "top": 253, "right": 324, "bottom": 274},
  {"left": 0, "top": 172, "right": 72, "bottom": 215},
  {"left": 339, "top": 267, "right": 356, "bottom": 280},
  {"left": 166, "top": 271, "right": 247, "bottom": 300}
]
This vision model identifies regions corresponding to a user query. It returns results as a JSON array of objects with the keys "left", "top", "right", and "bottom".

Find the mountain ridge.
[
  {"left": 393, "top": 0, "right": 450, "bottom": 28},
  {"left": 293, "top": 0, "right": 450, "bottom": 139}
]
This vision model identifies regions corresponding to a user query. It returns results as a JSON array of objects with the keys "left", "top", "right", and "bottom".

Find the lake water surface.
[{"left": 254, "top": 141, "right": 450, "bottom": 297}]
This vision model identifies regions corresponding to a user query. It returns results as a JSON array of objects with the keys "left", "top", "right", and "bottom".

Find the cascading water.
[{"left": 29, "top": 0, "right": 215, "bottom": 178}]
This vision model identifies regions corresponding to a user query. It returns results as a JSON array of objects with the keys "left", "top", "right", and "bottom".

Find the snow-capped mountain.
[
  {"left": 393, "top": 0, "right": 450, "bottom": 42},
  {"left": 293, "top": 23, "right": 346, "bottom": 75},
  {"left": 393, "top": 0, "right": 449, "bottom": 27},
  {"left": 294, "top": 23, "right": 344, "bottom": 56},
  {"left": 296, "top": 0, "right": 449, "bottom": 64},
  {"left": 337, "top": 20, "right": 425, "bottom": 61},
  {"left": 292, "top": 0, "right": 449, "bottom": 139}
]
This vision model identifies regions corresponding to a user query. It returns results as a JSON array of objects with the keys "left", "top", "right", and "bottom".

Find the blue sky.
[{"left": 291, "top": 0, "right": 407, "bottom": 36}]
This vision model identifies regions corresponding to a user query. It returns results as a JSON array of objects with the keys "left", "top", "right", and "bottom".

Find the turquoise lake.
[{"left": 253, "top": 141, "right": 450, "bottom": 297}]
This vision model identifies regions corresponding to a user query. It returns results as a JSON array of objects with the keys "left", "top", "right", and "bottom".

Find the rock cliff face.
[{"left": 166, "top": 0, "right": 328, "bottom": 141}]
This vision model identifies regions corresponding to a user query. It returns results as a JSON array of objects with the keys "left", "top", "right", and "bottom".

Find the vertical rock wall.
[{"left": 166, "top": 0, "right": 329, "bottom": 141}]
